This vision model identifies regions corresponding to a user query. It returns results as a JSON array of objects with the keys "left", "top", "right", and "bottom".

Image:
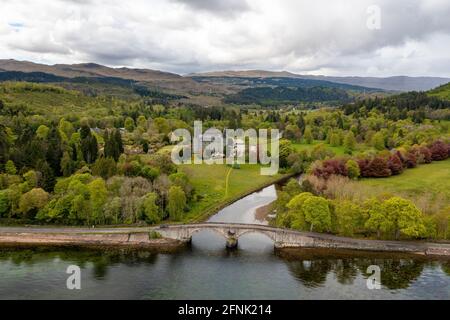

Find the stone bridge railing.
[{"left": 153, "top": 222, "right": 450, "bottom": 254}]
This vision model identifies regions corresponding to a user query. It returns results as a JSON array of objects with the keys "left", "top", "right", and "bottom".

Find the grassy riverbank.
[{"left": 179, "top": 164, "right": 289, "bottom": 223}]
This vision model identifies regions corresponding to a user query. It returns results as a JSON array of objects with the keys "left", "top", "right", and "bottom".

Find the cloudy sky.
[{"left": 0, "top": 0, "right": 449, "bottom": 76}]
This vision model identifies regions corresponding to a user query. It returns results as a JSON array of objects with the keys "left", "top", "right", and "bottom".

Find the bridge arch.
[{"left": 234, "top": 229, "right": 277, "bottom": 242}]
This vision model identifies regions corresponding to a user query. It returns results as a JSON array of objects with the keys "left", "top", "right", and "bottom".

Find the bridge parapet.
[{"left": 154, "top": 222, "right": 316, "bottom": 249}]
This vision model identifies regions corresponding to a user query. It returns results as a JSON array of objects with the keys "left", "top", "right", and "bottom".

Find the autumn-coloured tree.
[
  {"left": 419, "top": 146, "right": 432, "bottom": 164},
  {"left": 387, "top": 153, "right": 403, "bottom": 175},
  {"left": 365, "top": 157, "right": 391, "bottom": 177},
  {"left": 429, "top": 140, "right": 449, "bottom": 161},
  {"left": 404, "top": 151, "right": 417, "bottom": 168}
]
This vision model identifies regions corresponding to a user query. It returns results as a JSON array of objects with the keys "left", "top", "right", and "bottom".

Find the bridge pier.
[
  {"left": 226, "top": 237, "right": 238, "bottom": 249},
  {"left": 225, "top": 229, "right": 238, "bottom": 249}
]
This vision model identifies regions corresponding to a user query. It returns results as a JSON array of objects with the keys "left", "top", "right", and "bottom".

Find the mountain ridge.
[
  {"left": 188, "top": 70, "right": 450, "bottom": 91},
  {"left": 1, "top": 59, "right": 449, "bottom": 92}
]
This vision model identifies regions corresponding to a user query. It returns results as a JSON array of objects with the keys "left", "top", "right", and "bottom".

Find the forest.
[{"left": 0, "top": 80, "right": 449, "bottom": 241}]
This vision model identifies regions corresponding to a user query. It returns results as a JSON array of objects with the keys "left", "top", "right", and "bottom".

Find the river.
[{"left": 1, "top": 184, "right": 450, "bottom": 299}]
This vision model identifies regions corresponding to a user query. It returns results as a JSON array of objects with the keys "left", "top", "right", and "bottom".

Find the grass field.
[
  {"left": 360, "top": 159, "right": 450, "bottom": 205},
  {"left": 179, "top": 163, "right": 288, "bottom": 222},
  {"left": 292, "top": 140, "right": 347, "bottom": 156}
]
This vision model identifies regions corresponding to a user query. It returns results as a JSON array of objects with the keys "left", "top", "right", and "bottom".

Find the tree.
[
  {"left": 279, "top": 139, "right": 294, "bottom": 168},
  {"left": 285, "top": 192, "right": 314, "bottom": 230},
  {"left": 303, "top": 196, "right": 331, "bottom": 232},
  {"left": 284, "top": 124, "right": 302, "bottom": 141},
  {"left": 18, "top": 188, "right": 49, "bottom": 218},
  {"left": 371, "top": 132, "right": 385, "bottom": 151},
  {"left": 137, "top": 115, "right": 147, "bottom": 129},
  {"left": 60, "top": 151, "right": 75, "bottom": 177},
  {"left": 296, "top": 113, "right": 306, "bottom": 134},
  {"left": 310, "top": 143, "right": 335, "bottom": 161},
  {"left": 303, "top": 126, "right": 313, "bottom": 144},
  {"left": 104, "top": 129, "right": 123, "bottom": 161},
  {"left": 103, "top": 196, "right": 121, "bottom": 224},
  {"left": 58, "top": 118, "right": 74, "bottom": 141},
  {"left": 35, "top": 160, "right": 55, "bottom": 191},
  {"left": 0, "top": 190, "right": 10, "bottom": 217},
  {"left": 343, "top": 131, "right": 356, "bottom": 152},
  {"left": 139, "top": 192, "right": 162, "bottom": 224},
  {"left": 365, "top": 157, "right": 391, "bottom": 177},
  {"left": 124, "top": 117, "right": 135, "bottom": 132},
  {"left": 329, "top": 132, "right": 341, "bottom": 147},
  {"left": 364, "top": 198, "right": 385, "bottom": 239},
  {"left": 142, "top": 141, "right": 149, "bottom": 154},
  {"left": 387, "top": 153, "right": 403, "bottom": 175},
  {"left": 36, "top": 125, "right": 50, "bottom": 139},
  {"left": 167, "top": 186, "right": 186, "bottom": 220},
  {"left": 334, "top": 200, "right": 364, "bottom": 236},
  {"left": 46, "top": 127, "right": 63, "bottom": 175},
  {"left": 429, "top": 140, "right": 449, "bottom": 161},
  {"left": 88, "top": 178, "right": 107, "bottom": 225},
  {"left": 0, "top": 125, "right": 10, "bottom": 166},
  {"left": 283, "top": 178, "right": 302, "bottom": 197},
  {"left": 23, "top": 170, "right": 39, "bottom": 189},
  {"left": 5, "top": 160, "right": 16, "bottom": 175},
  {"left": 381, "top": 197, "right": 426, "bottom": 240},
  {"left": 80, "top": 125, "right": 98, "bottom": 164},
  {"left": 91, "top": 157, "right": 117, "bottom": 179},
  {"left": 345, "top": 159, "right": 360, "bottom": 179}
]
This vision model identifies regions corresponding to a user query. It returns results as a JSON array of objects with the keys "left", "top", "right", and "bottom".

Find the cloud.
[
  {"left": 0, "top": 0, "right": 449, "bottom": 76},
  {"left": 170, "top": 0, "right": 250, "bottom": 17}
]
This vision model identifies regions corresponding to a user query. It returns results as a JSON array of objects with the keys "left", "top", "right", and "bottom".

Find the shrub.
[
  {"left": 429, "top": 140, "right": 449, "bottom": 161},
  {"left": 419, "top": 146, "right": 432, "bottom": 164},
  {"left": 404, "top": 152, "right": 417, "bottom": 168},
  {"left": 364, "top": 157, "right": 391, "bottom": 177},
  {"left": 345, "top": 159, "right": 360, "bottom": 179},
  {"left": 387, "top": 154, "right": 403, "bottom": 175},
  {"left": 312, "top": 158, "right": 347, "bottom": 179}
]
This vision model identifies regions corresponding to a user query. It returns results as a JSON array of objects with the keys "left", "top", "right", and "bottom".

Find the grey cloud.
[{"left": 171, "top": 0, "right": 250, "bottom": 16}]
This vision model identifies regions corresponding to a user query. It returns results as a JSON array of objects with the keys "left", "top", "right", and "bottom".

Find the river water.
[{"left": 1, "top": 185, "right": 450, "bottom": 299}]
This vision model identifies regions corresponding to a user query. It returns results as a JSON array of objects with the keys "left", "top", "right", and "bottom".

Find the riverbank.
[
  {"left": 183, "top": 171, "right": 295, "bottom": 223},
  {"left": 0, "top": 228, "right": 182, "bottom": 250}
]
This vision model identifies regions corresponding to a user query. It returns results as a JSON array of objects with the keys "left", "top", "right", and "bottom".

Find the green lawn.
[
  {"left": 292, "top": 140, "right": 347, "bottom": 156},
  {"left": 179, "top": 163, "right": 287, "bottom": 222},
  {"left": 360, "top": 159, "right": 450, "bottom": 200}
]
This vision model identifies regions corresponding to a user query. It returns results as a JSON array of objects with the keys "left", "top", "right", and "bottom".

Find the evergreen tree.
[
  {"left": 46, "top": 127, "right": 63, "bottom": 175},
  {"left": 80, "top": 126, "right": 98, "bottom": 164}
]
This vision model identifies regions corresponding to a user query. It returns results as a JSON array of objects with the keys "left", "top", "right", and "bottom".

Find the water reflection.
[{"left": 278, "top": 249, "right": 436, "bottom": 290}]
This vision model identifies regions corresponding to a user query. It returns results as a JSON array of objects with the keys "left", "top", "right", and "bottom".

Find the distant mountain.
[
  {"left": 189, "top": 70, "right": 450, "bottom": 92},
  {"left": 0, "top": 59, "right": 205, "bottom": 94},
  {"left": 0, "top": 59, "right": 182, "bottom": 81}
]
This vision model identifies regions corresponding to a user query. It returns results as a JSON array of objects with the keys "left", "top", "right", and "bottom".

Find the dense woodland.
[{"left": 0, "top": 80, "right": 449, "bottom": 240}]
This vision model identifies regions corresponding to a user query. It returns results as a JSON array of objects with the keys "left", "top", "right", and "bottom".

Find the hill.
[
  {"left": 190, "top": 70, "right": 450, "bottom": 92},
  {"left": 0, "top": 59, "right": 210, "bottom": 95},
  {"left": 428, "top": 82, "right": 450, "bottom": 101}
]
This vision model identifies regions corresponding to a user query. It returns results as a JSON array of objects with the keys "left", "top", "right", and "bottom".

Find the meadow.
[
  {"left": 360, "top": 159, "right": 450, "bottom": 199},
  {"left": 292, "top": 140, "right": 347, "bottom": 155},
  {"left": 179, "top": 163, "right": 287, "bottom": 222}
]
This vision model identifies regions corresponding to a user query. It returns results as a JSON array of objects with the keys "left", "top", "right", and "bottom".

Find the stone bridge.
[
  {"left": 155, "top": 222, "right": 346, "bottom": 249},
  {"left": 153, "top": 222, "right": 450, "bottom": 255},
  {"left": 155, "top": 222, "right": 308, "bottom": 248}
]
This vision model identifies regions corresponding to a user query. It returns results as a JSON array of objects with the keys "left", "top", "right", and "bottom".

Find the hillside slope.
[{"left": 428, "top": 82, "right": 450, "bottom": 101}]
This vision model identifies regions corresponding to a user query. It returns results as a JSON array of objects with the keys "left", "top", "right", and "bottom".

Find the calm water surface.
[{"left": 1, "top": 185, "right": 450, "bottom": 299}]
